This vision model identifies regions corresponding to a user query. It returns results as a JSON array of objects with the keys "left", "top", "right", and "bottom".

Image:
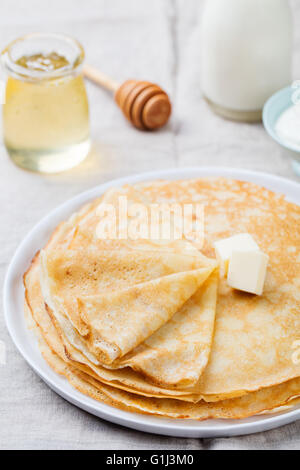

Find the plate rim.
[{"left": 3, "top": 166, "right": 300, "bottom": 438}]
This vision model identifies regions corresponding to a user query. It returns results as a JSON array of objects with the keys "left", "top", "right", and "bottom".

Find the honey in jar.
[{"left": 1, "top": 33, "right": 90, "bottom": 173}]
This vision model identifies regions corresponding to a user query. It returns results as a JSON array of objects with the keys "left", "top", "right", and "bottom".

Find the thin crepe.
[
  {"left": 115, "top": 270, "right": 218, "bottom": 388},
  {"left": 40, "top": 248, "right": 213, "bottom": 335},
  {"left": 36, "top": 250, "right": 218, "bottom": 390},
  {"left": 69, "top": 186, "right": 202, "bottom": 255},
  {"left": 24, "top": 200, "right": 218, "bottom": 399},
  {"left": 77, "top": 266, "right": 214, "bottom": 364},
  {"left": 24, "top": 254, "right": 214, "bottom": 402},
  {"left": 39, "top": 335, "right": 300, "bottom": 420},
  {"left": 134, "top": 178, "right": 300, "bottom": 396},
  {"left": 40, "top": 185, "right": 214, "bottom": 340},
  {"left": 23, "top": 177, "right": 300, "bottom": 416},
  {"left": 40, "top": 186, "right": 217, "bottom": 379}
]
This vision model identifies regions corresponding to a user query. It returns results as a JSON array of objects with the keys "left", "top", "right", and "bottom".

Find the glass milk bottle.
[{"left": 201, "top": 0, "right": 293, "bottom": 122}]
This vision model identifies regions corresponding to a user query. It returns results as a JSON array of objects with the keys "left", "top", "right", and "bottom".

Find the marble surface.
[{"left": 0, "top": 0, "right": 299, "bottom": 450}]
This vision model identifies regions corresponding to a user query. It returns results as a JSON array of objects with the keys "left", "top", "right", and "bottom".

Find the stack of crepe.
[{"left": 24, "top": 178, "right": 300, "bottom": 419}]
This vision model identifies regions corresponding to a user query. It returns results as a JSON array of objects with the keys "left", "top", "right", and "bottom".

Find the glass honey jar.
[{"left": 1, "top": 33, "right": 90, "bottom": 173}]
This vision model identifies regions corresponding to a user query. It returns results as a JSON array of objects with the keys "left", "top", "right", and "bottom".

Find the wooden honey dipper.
[{"left": 83, "top": 64, "right": 172, "bottom": 130}]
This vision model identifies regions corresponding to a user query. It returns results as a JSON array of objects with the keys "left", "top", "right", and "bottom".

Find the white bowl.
[{"left": 263, "top": 86, "right": 300, "bottom": 177}]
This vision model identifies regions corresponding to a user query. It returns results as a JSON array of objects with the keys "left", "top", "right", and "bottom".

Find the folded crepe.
[
  {"left": 24, "top": 253, "right": 215, "bottom": 401},
  {"left": 115, "top": 270, "right": 218, "bottom": 388},
  {"left": 40, "top": 185, "right": 214, "bottom": 339},
  {"left": 40, "top": 245, "right": 215, "bottom": 331},
  {"left": 39, "top": 246, "right": 218, "bottom": 386},
  {"left": 77, "top": 266, "right": 214, "bottom": 364},
  {"left": 23, "top": 193, "right": 219, "bottom": 395}
]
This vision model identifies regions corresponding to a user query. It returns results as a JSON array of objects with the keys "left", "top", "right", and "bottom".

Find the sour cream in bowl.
[{"left": 263, "top": 85, "right": 300, "bottom": 177}]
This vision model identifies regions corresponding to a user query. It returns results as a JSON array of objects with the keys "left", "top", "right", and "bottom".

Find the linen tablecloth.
[{"left": 0, "top": 0, "right": 299, "bottom": 450}]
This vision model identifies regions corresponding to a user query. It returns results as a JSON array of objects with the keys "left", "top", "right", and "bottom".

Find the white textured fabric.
[{"left": 0, "top": 0, "right": 299, "bottom": 450}]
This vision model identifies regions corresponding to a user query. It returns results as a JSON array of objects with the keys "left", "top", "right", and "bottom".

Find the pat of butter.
[
  {"left": 214, "top": 234, "right": 259, "bottom": 276},
  {"left": 227, "top": 250, "right": 269, "bottom": 295}
]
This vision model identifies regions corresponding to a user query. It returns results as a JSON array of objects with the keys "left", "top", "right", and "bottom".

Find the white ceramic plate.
[{"left": 4, "top": 167, "right": 300, "bottom": 438}]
